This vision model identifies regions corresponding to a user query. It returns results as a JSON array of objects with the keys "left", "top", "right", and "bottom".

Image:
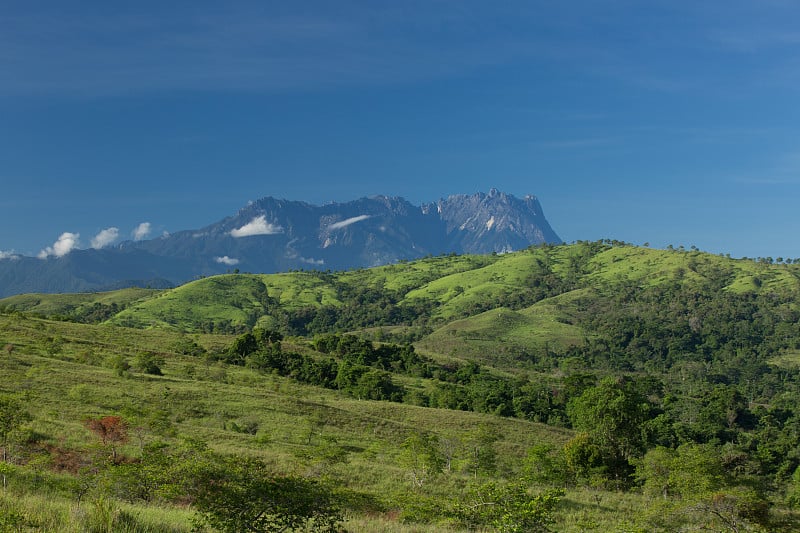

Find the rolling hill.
[{"left": 3, "top": 241, "right": 800, "bottom": 531}]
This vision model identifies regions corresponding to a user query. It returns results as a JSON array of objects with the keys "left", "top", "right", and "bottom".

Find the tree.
[
  {"left": 455, "top": 481, "right": 564, "bottom": 533},
  {"left": 106, "top": 354, "right": 131, "bottom": 377},
  {"left": 635, "top": 443, "right": 724, "bottom": 500},
  {"left": 253, "top": 327, "right": 283, "bottom": 347},
  {"left": 565, "top": 376, "right": 653, "bottom": 486},
  {"left": 399, "top": 432, "right": 445, "bottom": 488},
  {"left": 104, "top": 439, "right": 213, "bottom": 504},
  {"left": 85, "top": 416, "right": 128, "bottom": 462},
  {"left": 193, "top": 456, "right": 342, "bottom": 533},
  {"left": 0, "top": 395, "right": 31, "bottom": 463},
  {"left": 522, "top": 444, "right": 566, "bottom": 486},
  {"left": 465, "top": 424, "right": 498, "bottom": 478},
  {"left": 226, "top": 332, "right": 259, "bottom": 365},
  {"left": 133, "top": 352, "right": 164, "bottom": 375},
  {"left": 0, "top": 395, "right": 31, "bottom": 489}
]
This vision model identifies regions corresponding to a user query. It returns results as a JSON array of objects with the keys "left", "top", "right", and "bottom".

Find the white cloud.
[
  {"left": 132, "top": 222, "right": 152, "bottom": 241},
  {"left": 300, "top": 257, "right": 325, "bottom": 266},
  {"left": 0, "top": 251, "right": 19, "bottom": 260},
  {"left": 230, "top": 215, "right": 284, "bottom": 237},
  {"left": 38, "top": 232, "right": 80, "bottom": 259},
  {"left": 328, "top": 215, "right": 371, "bottom": 230},
  {"left": 215, "top": 256, "right": 240, "bottom": 266},
  {"left": 90, "top": 227, "right": 119, "bottom": 249}
]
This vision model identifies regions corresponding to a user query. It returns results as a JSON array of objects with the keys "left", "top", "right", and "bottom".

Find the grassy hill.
[
  {"left": 0, "top": 287, "right": 160, "bottom": 321},
  {"left": 27, "top": 241, "right": 793, "bottom": 369},
  {"left": 0, "top": 312, "right": 633, "bottom": 532},
  {"left": 3, "top": 242, "right": 800, "bottom": 531}
]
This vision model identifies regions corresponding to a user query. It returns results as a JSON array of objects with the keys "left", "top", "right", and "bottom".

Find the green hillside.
[
  {"left": 0, "top": 312, "right": 607, "bottom": 532},
  {"left": 3, "top": 242, "right": 800, "bottom": 531},
  {"left": 57, "top": 242, "right": 800, "bottom": 369},
  {"left": 0, "top": 287, "right": 159, "bottom": 322}
]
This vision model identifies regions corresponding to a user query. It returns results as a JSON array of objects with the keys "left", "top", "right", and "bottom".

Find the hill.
[{"left": 2, "top": 242, "right": 800, "bottom": 531}]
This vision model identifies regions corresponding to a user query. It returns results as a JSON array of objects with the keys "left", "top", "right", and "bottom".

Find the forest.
[{"left": 2, "top": 241, "right": 800, "bottom": 531}]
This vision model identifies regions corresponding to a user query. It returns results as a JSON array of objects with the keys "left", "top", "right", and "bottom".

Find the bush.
[
  {"left": 133, "top": 353, "right": 164, "bottom": 376},
  {"left": 193, "top": 456, "right": 343, "bottom": 533}
]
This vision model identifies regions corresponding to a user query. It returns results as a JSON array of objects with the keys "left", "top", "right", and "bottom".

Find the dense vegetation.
[{"left": 2, "top": 241, "right": 800, "bottom": 531}]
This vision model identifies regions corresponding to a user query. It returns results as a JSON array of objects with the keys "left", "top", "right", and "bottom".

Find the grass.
[
  {"left": 417, "top": 290, "right": 586, "bottom": 371},
  {"left": 0, "top": 312, "right": 578, "bottom": 530},
  {"left": 769, "top": 349, "right": 800, "bottom": 369},
  {"left": 9, "top": 243, "right": 799, "bottom": 338},
  {"left": 4, "top": 244, "right": 800, "bottom": 530},
  {"left": 0, "top": 308, "right": 673, "bottom": 532},
  {"left": 0, "top": 287, "right": 160, "bottom": 317},
  {"left": 0, "top": 490, "right": 195, "bottom": 532}
]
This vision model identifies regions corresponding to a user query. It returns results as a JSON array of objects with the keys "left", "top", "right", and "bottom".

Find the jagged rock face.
[
  {"left": 434, "top": 189, "right": 561, "bottom": 254},
  {"left": 0, "top": 191, "right": 561, "bottom": 296}
]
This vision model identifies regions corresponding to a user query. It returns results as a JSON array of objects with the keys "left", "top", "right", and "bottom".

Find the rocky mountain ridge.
[{"left": 0, "top": 190, "right": 561, "bottom": 297}]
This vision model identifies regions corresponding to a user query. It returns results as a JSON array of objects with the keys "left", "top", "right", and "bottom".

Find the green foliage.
[
  {"left": 786, "top": 465, "right": 800, "bottom": 508},
  {"left": 4, "top": 243, "right": 800, "bottom": 530},
  {"left": 522, "top": 444, "right": 567, "bottom": 486},
  {"left": 226, "top": 332, "right": 259, "bottom": 364},
  {"left": 464, "top": 425, "right": 499, "bottom": 478},
  {"left": 399, "top": 432, "right": 444, "bottom": 488},
  {"left": 565, "top": 376, "right": 654, "bottom": 487},
  {"left": 635, "top": 443, "right": 725, "bottom": 499},
  {"left": 133, "top": 352, "right": 164, "bottom": 375},
  {"left": 0, "top": 394, "right": 31, "bottom": 462},
  {"left": 103, "top": 440, "right": 212, "bottom": 504},
  {"left": 105, "top": 354, "right": 131, "bottom": 377},
  {"left": 193, "top": 455, "right": 342, "bottom": 533},
  {"left": 455, "top": 481, "right": 564, "bottom": 532}
]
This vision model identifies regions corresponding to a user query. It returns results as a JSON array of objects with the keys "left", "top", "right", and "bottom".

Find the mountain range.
[{"left": 0, "top": 190, "right": 560, "bottom": 297}]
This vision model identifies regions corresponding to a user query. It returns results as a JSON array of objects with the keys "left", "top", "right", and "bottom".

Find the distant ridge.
[{"left": 0, "top": 190, "right": 560, "bottom": 297}]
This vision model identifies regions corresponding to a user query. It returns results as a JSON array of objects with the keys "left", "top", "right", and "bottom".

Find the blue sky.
[{"left": 2, "top": 1, "right": 800, "bottom": 259}]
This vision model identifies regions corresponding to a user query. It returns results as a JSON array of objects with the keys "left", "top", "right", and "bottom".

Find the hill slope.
[{"left": 3, "top": 242, "right": 800, "bottom": 531}]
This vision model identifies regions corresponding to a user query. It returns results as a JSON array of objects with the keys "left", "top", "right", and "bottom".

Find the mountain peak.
[{"left": 0, "top": 191, "right": 561, "bottom": 296}]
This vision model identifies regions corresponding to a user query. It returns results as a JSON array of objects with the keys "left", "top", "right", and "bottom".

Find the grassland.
[
  {"left": 3, "top": 242, "right": 800, "bottom": 531},
  {"left": 0, "top": 312, "right": 612, "bottom": 532}
]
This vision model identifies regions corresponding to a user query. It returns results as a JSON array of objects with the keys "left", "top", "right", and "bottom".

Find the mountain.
[{"left": 0, "top": 190, "right": 560, "bottom": 297}]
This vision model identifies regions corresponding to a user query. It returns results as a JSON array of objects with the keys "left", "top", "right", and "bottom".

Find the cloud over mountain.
[
  {"left": 38, "top": 232, "right": 80, "bottom": 258},
  {"left": 230, "top": 216, "right": 284, "bottom": 237},
  {"left": 133, "top": 223, "right": 152, "bottom": 241},
  {"left": 215, "top": 256, "right": 240, "bottom": 266},
  {"left": 91, "top": 227, "right": 119, "bottom": 249},
  {"left": 329, "top": 215, "right": 371, "bottom": 230}
]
